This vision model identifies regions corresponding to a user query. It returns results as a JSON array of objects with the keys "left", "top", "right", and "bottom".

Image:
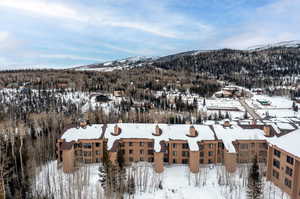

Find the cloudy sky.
[{"left": 0, "top": 0, "right": 299, "bottom": 69}]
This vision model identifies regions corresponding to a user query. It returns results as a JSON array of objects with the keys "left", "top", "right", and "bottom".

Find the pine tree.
[
  {"left": 247, "top": 156, "right": 263, "bottom": 199},
  {"left": 128, "top": 175, "right": 135, "bottom": 196},
  {"left": 99, "top": 143, "right": 112, "bottom": 195},
  {"left": 244, "top": 111, "right": 249, "bottom": 119}
]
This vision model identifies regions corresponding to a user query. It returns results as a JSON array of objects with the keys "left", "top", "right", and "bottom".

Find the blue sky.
[{"left": 0, "top": 0, "right": 299, "bottom": 69}]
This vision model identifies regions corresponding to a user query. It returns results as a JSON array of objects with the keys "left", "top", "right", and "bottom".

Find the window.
[
  {"left": 140, "top": 157, "right": 144, "bottom": 161},
  {"left": 129, "top": 142, "right": 133, "bottom": 146},
  {"left": 173, "top": 159, "right": 176, "bottom": 163},
  {"left": 182, "top": 151, "right": 189, "bottom": 157},
  {"left": 200, "top": 159, "right": 204, "bottom": 164},
  {"left": 260, "top": 143, "right": 267, "bottom": 149},
  {"left": 148, "top": 142, "right": 154, "bottom": 148},
  {"left": 148, "top": 157, "right": 154, "bottom": 162},
  {"left": 208, "top": 159, "right": 213, "bottom": 164},
  {"left": 284, "top": 178, "right": 292, "bottom": 189},
  {"left": 200, "top": 152, "right": 204, "bottom": 157},
  {"left": 96, "top": 158, "right": 100, "bottom": 163},
  {"left": 173, "top": 151, "right": 177, "bottom": 156},
  {"left": 272, "top": 170, "right": 279, "bottom": 179},
  {"left": 273, "top": 159, "right": 280, "bottom": 169},
  {"left": 95, "top": 142, "right": 101, "bottom": 147},
  {"left": 119, "top": 142, "right": 124, "bottom": 147},
  {"left": 208, "top": 144, "right": 213, "bottom": 149},
  {"left": 129, "top": 150, "right": 133, "bottom": 154},
  {"left": 274, "top": 149, "right": 281, "bottom": 158},
  {"left": 218, "top": 142, "right": 224, "bottom": 149},
  {"left": 84, "top": 159, "right": 91, "bottom": 164},
  {"left": 285, "top": 167, "right": 293, "bottom": 177},
  {"left": 148, "top": 149, "right": 154, "bottom": 155},
  {"left": 208, "top": 151, "right": 214, "bottom": 157},
  {"left": 129, "top": 157, "right": 133, "bottom": 162},
  {"left": 83, "top": 143, "right": 92, "bottom": 149},
  {"left": 182, "top": 159, "right": 188, "bottom": 164},
  {"left": 198, "top": 144, "right": 204, "bottom": 150},
  {"left": 172, "top": 143, "right": 176, "bottom": 148},
  {"left": 140, "top": 150, "right": 144, "bottom": 155},
  {"left": 84, "top": 151, "right": 91, "bottom": 156},
  {"left": 140, "top": 142, "right": 144, "bottom": 147},
  {"left": 240, "top": 144, "right": 248, "bottom": 150},
  {"left": 95, "top": 150, "right": 101, "bottom": 155},
  {"left": 182, "top": 143, "right": 189, "bottom": 149},
  {"left": 287, "top": 156, "right": 294, "bottom": 165}
]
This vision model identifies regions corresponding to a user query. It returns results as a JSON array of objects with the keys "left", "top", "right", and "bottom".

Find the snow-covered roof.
[
  {"left": 61, "top": 123, "right": 216, "bottom": 152},
  {"left": 212, "top": 125, "right": 267, "bottom": 153},
  {"left": 275, "top": 123, "right": 295, "bottom": 130},
  {"left": 105, "top": 123, "right": 215, "bottom": 152},
  {"left": 269, "top": 129, "right": 300, "bottom": 158},
  {"left": 61, "top": 125, "right": 103, "bottom": 142}
]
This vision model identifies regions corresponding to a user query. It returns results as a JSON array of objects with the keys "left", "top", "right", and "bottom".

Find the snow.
[
  {"left": 249, "top": 95, "right": 293, "bottom": 109},
  {"left": 32, "top": 161, "right": 290, "bottom": 199},
  {"left": 269, "top": 128, "right": 300, "bottom": 158},
  {"left": 275, "top": 122, "right": 295, "bottom": 130},
  {"left": 212, "top": 125, "right": 267, "bottom": 153},
  {"left": 61, "top": 125, "right": 103, "bottom": 142},
  {"left": 61, "top": 123, "right": 216, "bottom": 152}
]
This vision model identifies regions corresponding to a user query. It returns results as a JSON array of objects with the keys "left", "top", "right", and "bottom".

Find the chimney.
[
  {"left": 263, "top": 126, "right": 271, "bottom": 137},
  {"left": 113, "top": 124, "right": 122, "bottom": 136},
  {"left": 189, "top": 126, "right": 197, "bottom": 137},
  {"left": 153, "top": 125, "right": 162, "bottom": 136}
]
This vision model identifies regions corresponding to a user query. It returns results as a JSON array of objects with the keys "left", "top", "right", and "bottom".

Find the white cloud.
[
  {"left": 0, "top": 0, "right": 213, "bottom": 39},
  {"left": 220, "top": 0, "right": 300, "bottom": 49},
  {"left": 39, "top": 54, "right": 105, "bottom": 62},
  {"left": 0, "top": 0, "right": 83, "bottom": 21}
]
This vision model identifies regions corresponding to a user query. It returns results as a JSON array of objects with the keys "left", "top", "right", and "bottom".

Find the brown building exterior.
[
  {"left": 267, "top": 129, "right": 300, "bottom": 199},
  {"left": 57, "top": 123, "right": 300, "bottom": 198}
]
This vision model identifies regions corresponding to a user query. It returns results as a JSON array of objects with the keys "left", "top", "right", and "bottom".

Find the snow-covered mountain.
[
  {"left": 72, "top": 40, "right": 300, "bottom": 76},
  {"left": 74, "top": 56, "right": 157, "bottom": 72},
  {"left": 247, "top": 40, "right": 300, "bottom": 51}
]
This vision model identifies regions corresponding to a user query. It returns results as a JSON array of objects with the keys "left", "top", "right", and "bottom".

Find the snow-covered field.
[
  {"left": 247, "top": 95, "right": 294, "bottom": 109},
  {"left": 32, "top": 161, "right": 290, "bottom": 199}
]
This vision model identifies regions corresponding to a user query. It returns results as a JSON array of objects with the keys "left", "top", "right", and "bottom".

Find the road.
[{"left": 239, "top": 98, "right": 263, "bottom": 122}]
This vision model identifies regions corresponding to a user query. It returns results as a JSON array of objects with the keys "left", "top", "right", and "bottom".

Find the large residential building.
[
  {"left": 267, "top": 129, "right": 300, "bottom": 199},
  {"left": 57, "top": 122, "right": 300, "bottom": 199}
]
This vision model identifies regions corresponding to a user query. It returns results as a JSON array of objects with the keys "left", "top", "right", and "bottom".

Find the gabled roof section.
[{"left": 269, "top": 128, "right": 300, "bottom": 158}]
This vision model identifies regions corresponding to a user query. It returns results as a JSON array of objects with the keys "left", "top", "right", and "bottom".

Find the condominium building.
[
  {"left": 56, "top": 122, "right": 300, "bottom": 198},
  {"left": 267, "top": 129, "right": 300, "bottom": 199}
]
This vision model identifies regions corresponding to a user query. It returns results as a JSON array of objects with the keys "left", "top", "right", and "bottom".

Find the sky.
[{"left": 0, "top": 0, "right": 299, "bottom": 69}]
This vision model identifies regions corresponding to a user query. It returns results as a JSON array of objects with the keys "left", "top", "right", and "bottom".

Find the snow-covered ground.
[
  {"left": 246, "top": 94, "right": 300, "bottom": 118},
  {"left": 32, "top": 161, "right": 290, "bottom": 199}
]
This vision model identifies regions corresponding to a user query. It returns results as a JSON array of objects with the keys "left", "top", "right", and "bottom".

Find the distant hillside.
[{"left": 74, "top": 41, "right": 300, "bottom": 79}]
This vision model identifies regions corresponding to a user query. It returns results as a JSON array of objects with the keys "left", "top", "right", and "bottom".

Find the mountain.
[{"left": 73, "top": 41, "right": 300, "bottom": 78}]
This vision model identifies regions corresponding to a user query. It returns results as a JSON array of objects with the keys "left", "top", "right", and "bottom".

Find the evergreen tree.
[
  {"left": 99, "top": 143, "right": 112, "bottom": 195},
  {"left": 247, "top": 156, "right": 263, "bottom": 199},
  {"left": 128, "top": 175, "right": 135, "bottom": 196},
  {"left": 244, "top": 111, "right": 249, "bottom": 119}
]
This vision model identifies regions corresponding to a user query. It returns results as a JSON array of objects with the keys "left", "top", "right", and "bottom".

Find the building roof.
[
  {"left": 269, "top": 128, "right": 300, "bottom": 158},
  {"left": 61, "top": 125, "right": 103, "bottom": 142},
  {"left": 63, "top": 123, "right": 300, "bottom": 156},
  {"left": 61, "top": 123, "right": 216, "bottom": 152},
  {"left": 212, "top": 124, "right": 267, "bottom": 153}
]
